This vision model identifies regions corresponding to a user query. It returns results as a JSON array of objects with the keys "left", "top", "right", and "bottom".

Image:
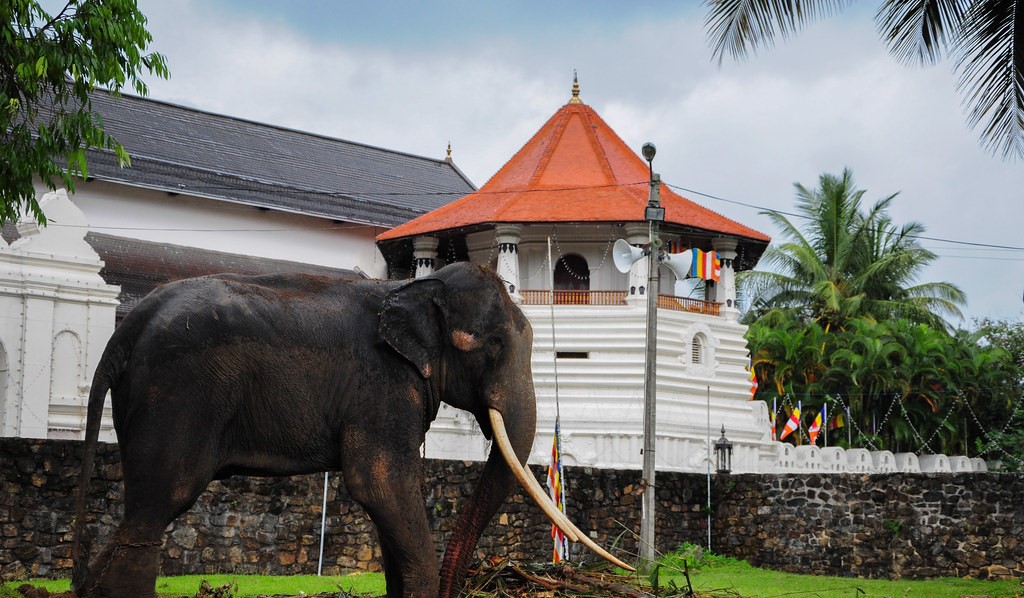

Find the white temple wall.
[
  {"left": 426, "top": 298, "right": 773, "bottom": 472},
  {"left": 44, "top": 180, "right": 389, "bottom": 278}
]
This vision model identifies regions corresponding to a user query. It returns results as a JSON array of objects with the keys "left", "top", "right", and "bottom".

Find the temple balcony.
[{"left": 520, "top": 289, "right": 721, "bottom": 316}]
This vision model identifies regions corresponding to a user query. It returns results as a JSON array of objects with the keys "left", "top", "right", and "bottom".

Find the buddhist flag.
[
  {"left": 770, "top": 397, "right": 777, "bottom": 441},
  {"left": 779, "top": 401, "right": 801, "bottom": 441},
  {"left": 747, "top": 359, "right": 758, "bottom": 400},
  {"left": 829, "top": 412, "right": 845, "bottom": 431},
  {"left": 691, "top": 249, "right": 721, "bottom": 282},
  {"left": 547, "top": 418, "right": 568, "bottom": 563},
  {"left": 808, "top": 405, "right": 826, "bottom": 445}
]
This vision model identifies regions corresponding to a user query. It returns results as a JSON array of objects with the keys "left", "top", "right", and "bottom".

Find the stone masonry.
[{"left": 1, "top": 438, "right": 1022, "bottom": 582}]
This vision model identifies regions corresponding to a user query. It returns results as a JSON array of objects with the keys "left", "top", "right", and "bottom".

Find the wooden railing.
[
  {"left": 657, "top": 294, "right": 721, "bottom": 316},
  {"left": 520, "top": 289, "right": 628, "bottom": 306},
  {"left": 520, "top": 289, "right": 721, "bottom": 316}
]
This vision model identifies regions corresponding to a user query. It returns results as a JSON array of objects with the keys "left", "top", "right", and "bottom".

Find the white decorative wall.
[{"left": 0, "top": 190, "right": 120, "bottom": 440}]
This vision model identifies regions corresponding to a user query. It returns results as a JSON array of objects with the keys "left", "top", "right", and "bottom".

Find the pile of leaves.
[{"left": 460, "top": 556, "right": 706, "bottom": 597}]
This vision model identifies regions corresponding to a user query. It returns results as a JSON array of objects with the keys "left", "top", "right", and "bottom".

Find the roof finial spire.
[
  {"left": 445, "top": 141, "right": 452, "bottom": 162},
  {"left": 569, "top": 70, "right": 582, "bottom": 104}
]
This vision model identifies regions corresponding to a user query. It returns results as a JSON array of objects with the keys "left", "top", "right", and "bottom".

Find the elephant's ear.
[{"left": 379, "top": 278, "right": 447, "bottom": 378}]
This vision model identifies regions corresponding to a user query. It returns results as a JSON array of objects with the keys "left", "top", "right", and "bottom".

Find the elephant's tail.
[{"left": 71, "top": 341, "right": 128, "bottom": 596}]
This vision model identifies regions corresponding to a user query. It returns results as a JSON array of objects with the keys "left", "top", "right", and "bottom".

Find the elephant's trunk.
[
  {"left": 437, "top": 407, "right": 633, "bottom": 598},
  {"left": 437, "top": 378, "right": 536, "bottom": 598}
]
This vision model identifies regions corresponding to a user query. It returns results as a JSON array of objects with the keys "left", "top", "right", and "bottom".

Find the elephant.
[{"left": 70, "top": 262, "right": 630, "bottom": 598}]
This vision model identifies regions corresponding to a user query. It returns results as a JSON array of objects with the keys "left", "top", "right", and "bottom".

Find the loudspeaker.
[
  {"left": 613, "top": 239, "right": 645, "bottom": 273},
  {"left": 662, "top": 249, "right": 693, "bottom": 279}
]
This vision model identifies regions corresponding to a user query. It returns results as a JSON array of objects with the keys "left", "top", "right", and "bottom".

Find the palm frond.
[
  {"left": 954, "top": 0, "right": 1024, "bottom": 159},
  {"left": 705, "top": 0, "right": 853, "bottom": 63},
  {"left": 875, "top": 0, "right": 969, "bottom": 66}
]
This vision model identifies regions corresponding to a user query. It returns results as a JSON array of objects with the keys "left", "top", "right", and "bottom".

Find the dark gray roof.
[{"left": 84, "top": 91, "right": 476, "bottom": 227}]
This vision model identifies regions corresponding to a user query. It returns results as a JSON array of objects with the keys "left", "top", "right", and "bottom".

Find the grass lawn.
[
  {"left": 656, "top": 545, "right": 1024, "bottom": 598},
  {"left": 0, "top": 573, "right": 388, "bottom": 597},
  {"left": 4, "top": 547, "right": 1021, "bottom": 597}
]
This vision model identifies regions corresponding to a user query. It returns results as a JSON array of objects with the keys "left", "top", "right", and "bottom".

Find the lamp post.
[
  {"left": 714, "top": 426, "right": 733, "bottom": 474},
  {"left": 639, "top": 142, "right": 663, "bottom": 565}
]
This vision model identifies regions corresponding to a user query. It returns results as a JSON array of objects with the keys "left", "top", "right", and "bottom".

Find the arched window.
[
  {"left": 553, "top": 254, "right": 589, "bottom": 304},
  {"left": 691, "top": 333, "right": 706, "bottom": 365},
  {"left": 50, "top": 331, "right": 82, "bottom": 399}
]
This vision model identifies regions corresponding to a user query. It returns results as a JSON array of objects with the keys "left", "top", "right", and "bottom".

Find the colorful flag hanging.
[
  {"left": 747, "top": 359, "right": 758, "bottom": 400},
  {"left": 770, "top": 397, "right": 777, "bottom": 441},
  {"left": 779, "top": 401, "right": 801, "bottom": 441},
  {"left": 690, "top": 249, "right": 721, "bottom": 282},
  {"left": 828, "top": 411, "right": 845, "bottom": 431},
  {"left": 547, "top": 419, "right": 568, "bottom": 563},
  {"left": 808, "top": 405, "right": 826, "bottom": 445}
]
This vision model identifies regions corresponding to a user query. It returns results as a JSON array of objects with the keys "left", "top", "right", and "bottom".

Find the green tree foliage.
[
  {"left": 742, "top": 170, "right": 1020, "bottom": 461},
  {"left": 970, "top": 318, "right": 1024, "bottom": 470},
  {"left": 742, "top": 168, "right": 966, "bottom": 330},
  {"left": 1, "top": 0, "right": 168, "bottom": 225},
  {"left": 748, "top": 315, "right": 1021, "bottom": 458},
  {"left": 705, "top": 1, "right": 1024, "bottom": 160}
]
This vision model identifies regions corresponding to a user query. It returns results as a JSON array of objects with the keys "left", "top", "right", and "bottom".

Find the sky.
[{"left": 122, "top": 0, "right": 1022, "bottom": 325}]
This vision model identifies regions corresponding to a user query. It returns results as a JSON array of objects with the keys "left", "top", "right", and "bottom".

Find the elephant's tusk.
[
  {"left": 488, "top": 409, "right": 579, "bottom": 542},
  {"left": 518, "top": 465, "right": 637, "bottom": 572},
  {"left": 488, "top": 409, "right": 636, "bottom": 572}
]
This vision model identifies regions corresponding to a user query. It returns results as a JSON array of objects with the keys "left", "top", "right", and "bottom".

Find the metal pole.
[
  {"left": 318, "top": 472, "right": 329, "bottom": 576},
  {"left": 639, "top": 174, "right": 661, "bottom": 565},
  {"left": 706, "top": 386, "right": 711, "bottom": 551}
]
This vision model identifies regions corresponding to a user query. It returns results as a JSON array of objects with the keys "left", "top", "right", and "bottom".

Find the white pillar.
[
  {"left": 712, "top": 237, "right": 739, "bottom": 322},
  {"left": 494, "top": 224, "right": 522, "bottom": 303},
  {"left": 413, "top": 236, "right": 439, "bottom": 279},
  {"left": 624, "top": 223, "right": 650, "bottom": 307},
  {"left": 17, "top": 297, "right": 55, "bottom": 438}
]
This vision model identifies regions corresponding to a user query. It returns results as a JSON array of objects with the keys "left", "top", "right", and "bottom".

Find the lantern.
[{"left": 714, "top": 425, "right": 733, "bottom": 474}]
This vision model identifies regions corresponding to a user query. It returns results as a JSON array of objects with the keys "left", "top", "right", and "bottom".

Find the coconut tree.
[
  {"left": 741, "top": 169, "right": 965, "bottom": 329},
  {"left": 705, "top": 0, "right": 1024, "bottom": 160}
]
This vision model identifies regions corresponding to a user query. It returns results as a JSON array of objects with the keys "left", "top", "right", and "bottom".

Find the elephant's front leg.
[{"left": 342, "top": 431, "right": 437, "bottom": 597}]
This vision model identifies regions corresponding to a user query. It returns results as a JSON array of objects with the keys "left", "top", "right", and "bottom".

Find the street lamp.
[
  {"left": 714, "top": 426, "right": 733, "bottom": 474},
  {"left": 639, "top": 142, "right": 662, "bottom": 565}
]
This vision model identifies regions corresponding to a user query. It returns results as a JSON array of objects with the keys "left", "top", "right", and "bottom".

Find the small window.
[
  {"left": 691, "top": 334, "right": 706, "bottom": 364},
  {"left": 556, "top": 351, "right": 589, "bottom": 359}
]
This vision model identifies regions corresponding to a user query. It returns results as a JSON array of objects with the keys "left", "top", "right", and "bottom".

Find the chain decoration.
[
  {"left": 774, "top": 390, "right": 1024, "bottom": 465},
  {"left": 548, "top": 225, "right": 616, "bottom": 279}
]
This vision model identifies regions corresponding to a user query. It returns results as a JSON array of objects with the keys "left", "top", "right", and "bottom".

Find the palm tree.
[
  {"left": 741, "top": 169, "right": 965, "bottom": 329},
  {"left": 705, "top": 0, "right": 1024, "bottom": 160}
]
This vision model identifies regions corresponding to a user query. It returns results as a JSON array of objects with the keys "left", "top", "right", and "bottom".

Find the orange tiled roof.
[{"left": 377, "top": 95, "right": 769, "bottom": 243}]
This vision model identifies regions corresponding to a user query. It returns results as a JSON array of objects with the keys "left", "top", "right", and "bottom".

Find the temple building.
[
  {"left": 0, "top": 91, "right": 474, "bottom": 441},
  {"left": 377, "top": 80, "right": 776, "bottom": 472}
]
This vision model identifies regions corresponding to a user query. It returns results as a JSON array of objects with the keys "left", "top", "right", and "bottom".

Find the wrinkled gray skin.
[{"left": 71, "top": 262, "right": 537, "bottom": 598}]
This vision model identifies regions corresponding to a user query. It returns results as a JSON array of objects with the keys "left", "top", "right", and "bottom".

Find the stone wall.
[
  {"left": 713, "top": 473, "right": 1024, "bottom": 580},
  {"left": 2, "top": 438, "right": 1022, "bottom": 582}
]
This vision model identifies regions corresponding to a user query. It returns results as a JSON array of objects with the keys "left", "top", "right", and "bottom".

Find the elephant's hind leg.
[{"left": 85, "top": 442, "right": 217, "bottom": 598}]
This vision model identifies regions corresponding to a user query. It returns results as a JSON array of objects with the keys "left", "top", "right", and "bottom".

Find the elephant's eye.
[{"left": 485, "top": 336, "right": 503, "bottom": 359}]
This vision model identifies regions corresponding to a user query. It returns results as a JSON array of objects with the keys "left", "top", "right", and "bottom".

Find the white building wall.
[
  {"left": 52, "top": 180, "right": 390, "bottom": 278},
  {"left": 426, "top": 300, "right": 773, "bottom": 473}
]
